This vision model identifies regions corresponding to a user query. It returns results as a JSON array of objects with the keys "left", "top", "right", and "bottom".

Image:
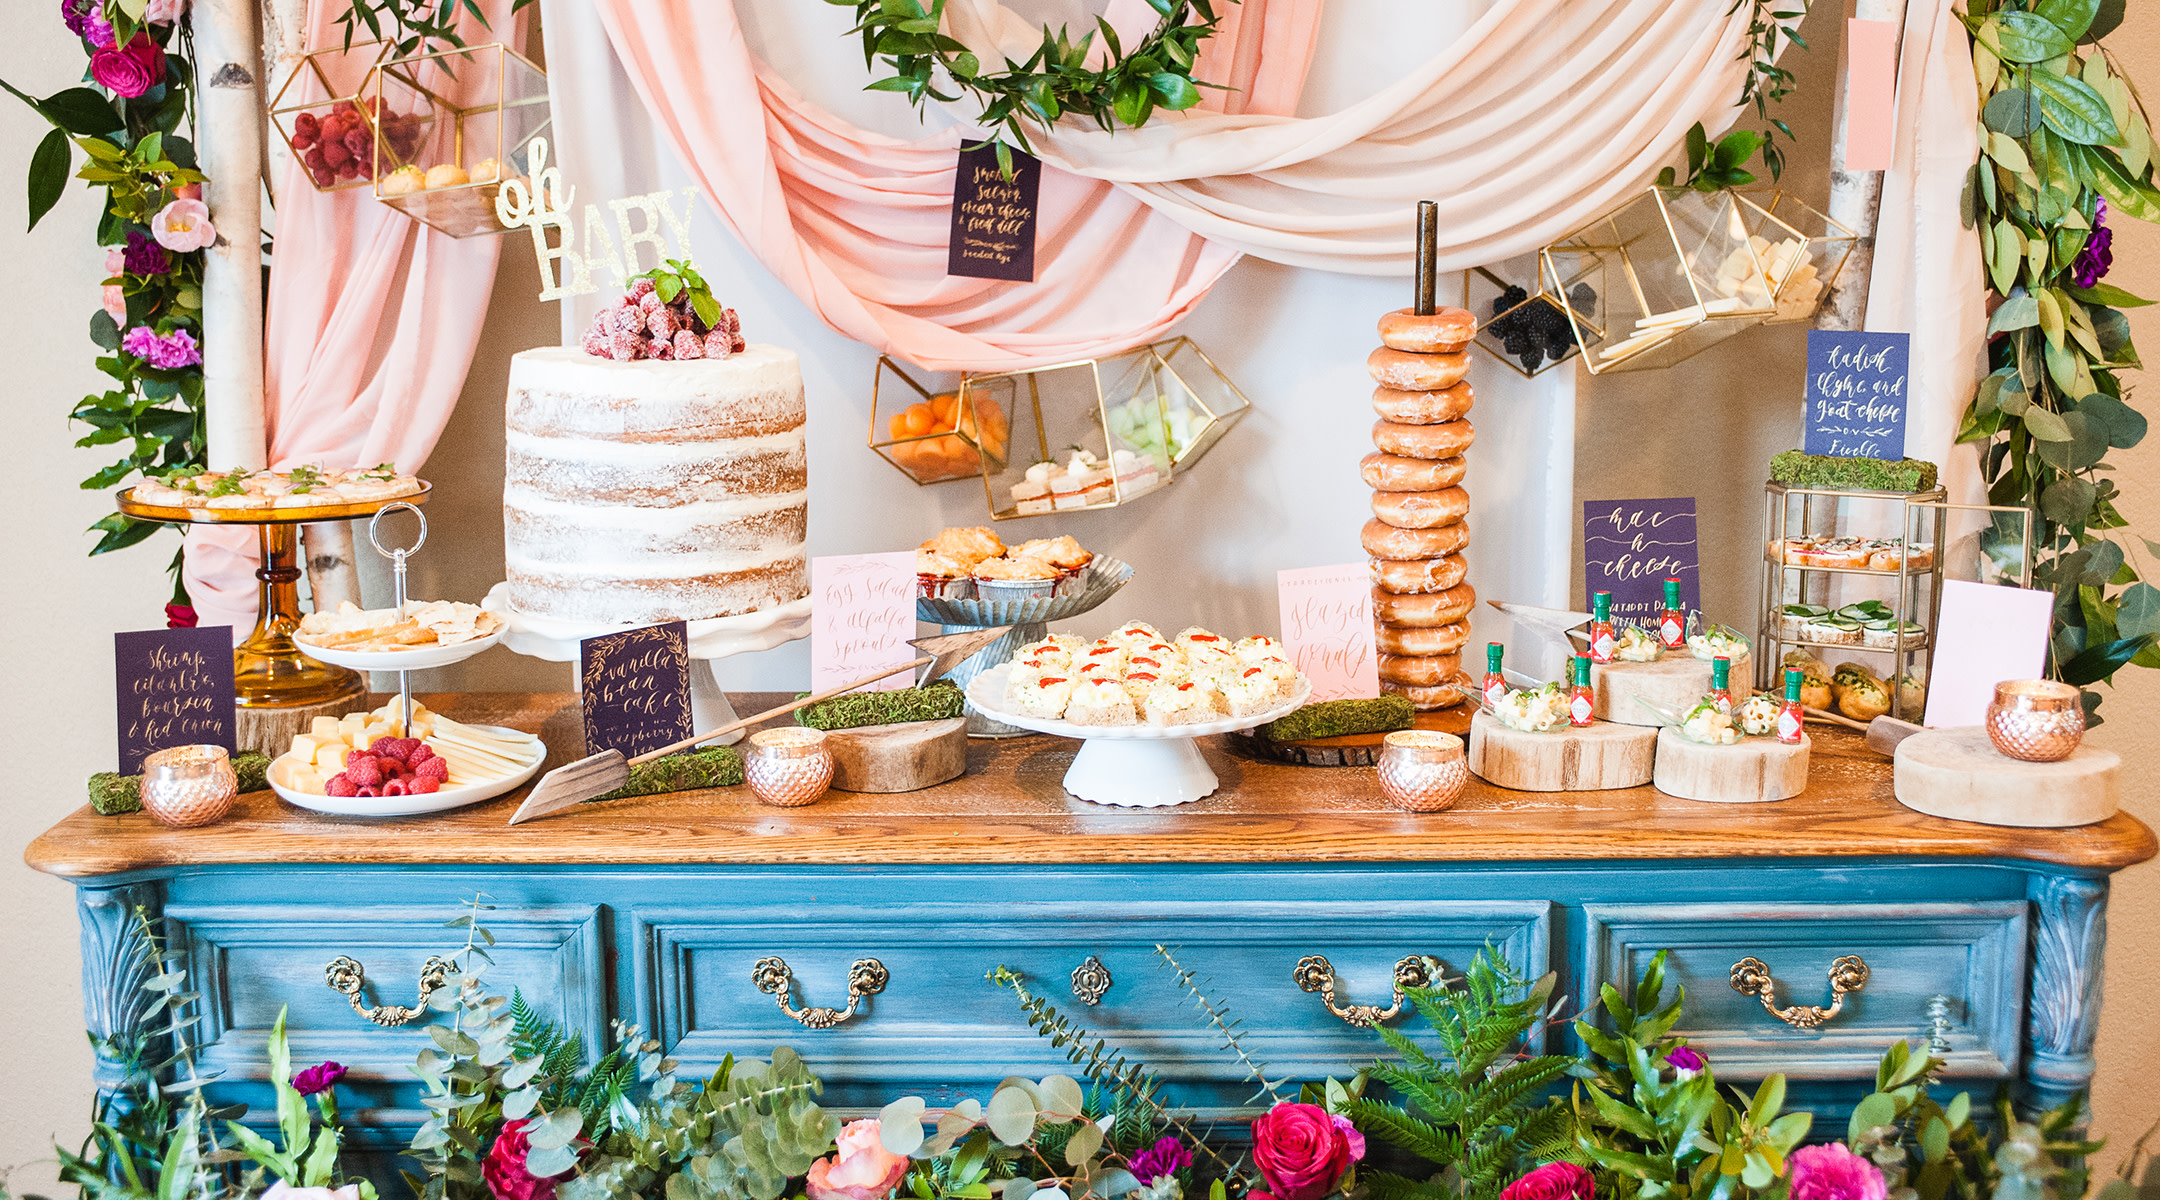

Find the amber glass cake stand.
[{"left": 117, "top": 485, "right": 431, "bottom": 708}]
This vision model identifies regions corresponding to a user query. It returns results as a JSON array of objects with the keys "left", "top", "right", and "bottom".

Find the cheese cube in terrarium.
[
  {"left": 269, "top": 40, "right": 395, "bottom": 192},
  {"left": 1735, "top": 190, "right": 1856, "bottom": 324},
  {"left": 365, "top": 43, "right": 551, "bottom": 237}
]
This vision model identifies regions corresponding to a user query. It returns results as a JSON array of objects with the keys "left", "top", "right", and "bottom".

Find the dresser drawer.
[
  {"left": 632, "top": 898, "right": 1551, "bottom": 1090},
  {"left": 1580, "top": 902, "right": 2027, "bottom": 1081},
  {"left": 166, "top": 902, "right": 606, "bottom": 1081}
]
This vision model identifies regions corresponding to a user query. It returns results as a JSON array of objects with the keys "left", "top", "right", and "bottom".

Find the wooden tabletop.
[{"left": 25, "top": 692, "right": 2156, "bottom": 879}]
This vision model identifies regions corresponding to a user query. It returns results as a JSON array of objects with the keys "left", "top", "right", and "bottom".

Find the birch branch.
[{"left": 196, "top": 0, "right": 267, "bottom": 470}]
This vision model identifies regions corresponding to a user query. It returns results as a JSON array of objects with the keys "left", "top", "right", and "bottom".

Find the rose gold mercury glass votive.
[
  {"left": 744, "top": 727, "right": 835, "bottom": 806},
  {"left": 1986, "top": 679, "right": 2085, "bottom": 763},
  {"left": 140, "top": 744, "right": 238, "bottom": 827},
  {"left": 1377, "top": 730, "right": 1469, "bottom": 813}
]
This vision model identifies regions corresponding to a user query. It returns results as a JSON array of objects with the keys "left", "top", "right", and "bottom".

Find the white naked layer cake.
[{"left": 503, "top": 345, "right": 809, "bottom": 624}]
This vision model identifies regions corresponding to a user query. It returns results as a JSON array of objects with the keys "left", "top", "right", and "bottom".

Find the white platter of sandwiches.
[
  {"left": 965, "top": 622, "right": 1312, "bottom": 808},
  {"left": 293, "top": 600, "right": 504, "bottom": 671}
]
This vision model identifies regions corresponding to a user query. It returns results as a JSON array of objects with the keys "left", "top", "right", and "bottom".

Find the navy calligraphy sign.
[
  {"left": 580, "top": 621, "right": 692, "bottom": 758},
  {"left": 115, "top": 626, "right": 237, "bottom": 774},
  {"left": 1582, "top": 498, "right": 1700, "bottom": 625},
  {"left": 947, "top": 143, "right": 1041, "bottom": 282},
  {"left": 1804, "top": 330, "right": 1909, "bottom": 458}
]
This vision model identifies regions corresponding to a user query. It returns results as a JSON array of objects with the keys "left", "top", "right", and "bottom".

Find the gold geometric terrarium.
[
  {"left": 1735, "top": 189, "right": 1857, "bottom": 324},
  {"left": 268, "top": 40, "right": 394, "bottom": 192},
  {"left": 364, "top": 43, "right": 551, "bottom": 238},
  {"left": 1119, "top": 337, "right": 1252, "bottom": 471},
  {"left": 1464, "top": 251, "right": 1604, "bottom": 377},
  {"left": 869, "top": 356, "right": 1011, "bottom": 486},
  {"left": 1543, "top": 186, "right": 1791, "bottom": 374},
  {"left": 969, "top": 347, "right": 1172, "bottom": 522}
]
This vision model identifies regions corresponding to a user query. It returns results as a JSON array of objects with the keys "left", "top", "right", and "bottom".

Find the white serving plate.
[
  {"left": 294, "top": 622, "right": 505, "bottom": 671},
  {"left": 966, "top": 663, "right": 1312, "bottom": 807},
  {"left": 267, "top": 724, "right": 544, "bottom": 817}
]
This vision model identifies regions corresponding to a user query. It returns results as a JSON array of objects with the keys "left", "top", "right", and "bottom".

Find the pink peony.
[
  {"left": 153, "top": 198, "right": 215, "bottom": 252},
  {"left": 1251, "top": 1103, "right": 1362, "bottom": 1200},
  {"left": 805, "top": 1119, "right": 909, "bottom": 1200},
  {"left": 1788, "top": 1144, "right": 1887, "bottom": 1200},
  {"left": 145, "top": 0, "right": 188, "bottom": 23},
  {"left": 1500, "top": 1163, "right": 1594, "bottom": 1200},
  {"left": 105, "top": 246, "right": 126, "bottom": 275},
  {"left": 483, "top": 1119, "right": 574, "bottom": 1200},
  {"left": 102, "top": 285, "right": 126, "bottom": 322},
  {"left": 91, "top": 33, "right": 165, "bottom": 98}
]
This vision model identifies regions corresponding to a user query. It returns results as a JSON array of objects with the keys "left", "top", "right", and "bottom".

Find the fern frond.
[
  {"left": 1361, "top": 1170, "right": 1459, "bottom": 1200},
  {"left": 1461, "top": 1056, "right": 1573, "bottom": 1136},
  {"left": 1346, "top": 1098, "right": 1464, "bottom": 1164}
]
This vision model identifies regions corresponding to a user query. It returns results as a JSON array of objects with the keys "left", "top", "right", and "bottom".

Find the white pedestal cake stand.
[
  {"left": 482, "top": 583, "right": 813, "bottom": 743},
  {"left": 966, "top": 663, "right": 1312, "bottom": 807}
]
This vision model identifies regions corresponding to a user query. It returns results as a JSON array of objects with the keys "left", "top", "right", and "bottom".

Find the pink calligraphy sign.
[
  {"left": 811, "top": 553, "right": 919, "bottom": 694},
  {"left": 1277, "top": 563, "right": 1380, "bottom": 702}
]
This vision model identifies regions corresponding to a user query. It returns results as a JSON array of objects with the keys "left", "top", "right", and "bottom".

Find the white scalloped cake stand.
[
  {"left": 482, "top": 583, "right": 812, "bottom": 743},
  {"left": 966, "top": 663, "right": 1313, "bottom": 807}
]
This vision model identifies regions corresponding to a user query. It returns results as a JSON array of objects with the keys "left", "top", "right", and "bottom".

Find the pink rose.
[
  {"left": 1500, "top": 1163, "right": 1595, "bottom": 1200},
  {"left": 102, "top": 285, "right": 126, "bottom": 321},
  {"left": 805, "top": 1119, "right": 909, "bottom": 1200},
  {"left": 90, "top": 33, "right": 165, "bottom": 98},
  {"left": 105, "top": 246, "right": 125, "bottom": 275},
  {"left": 152, "top": 198, "right": 215, "bottom": 252},
  {"left": 1788, "top": 1144, "right": 1887, "bottom": 1200},
  {"left": 145, "top": 0, "right": 188, "bottom": 23},
  {"left": 1251, "top": 1103, "right": 1362, "bottom": 1200}
]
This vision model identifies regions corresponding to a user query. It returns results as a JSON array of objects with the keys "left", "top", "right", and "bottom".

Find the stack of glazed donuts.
[{"left": 1362, "top": 305, "right": 1478, "bottom": 709}]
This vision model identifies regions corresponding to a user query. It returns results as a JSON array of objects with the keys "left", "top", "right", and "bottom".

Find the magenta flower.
[
  {"left": 2072, "top": 197, "right": 2113, "bottom": 289},
  {"left": 1664, "top": 1045, "right": 1705, "bottom": 1073},
  {"left": 1499, "top": 1163, "right": 1595, "bottom": 1200},
  {"left": 1788, "top": 1144, "right": 1888, "bottom": 1200},
  {"left": 123, "top": 231, "right": 169, "bottom": 276},
  {"left": 62, "top": 0, "right": 114, "bottom": 48},
  {"left": 1128, "top": 1137, "right": 1192, "bottom": 1185},
  {"left": 122, "top": 325, "right": 201, "bottom": 369},
  {"left": 292, "top": 1060, "right": 346, "bottom": 1096},
  {"left": 91, "top": 32, "right": 166, "bottom": 98}
]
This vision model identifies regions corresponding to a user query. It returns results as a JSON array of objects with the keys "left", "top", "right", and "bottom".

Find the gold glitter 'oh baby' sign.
[{"left": 495, "top": 136, "right": 700, "bottom": 301}]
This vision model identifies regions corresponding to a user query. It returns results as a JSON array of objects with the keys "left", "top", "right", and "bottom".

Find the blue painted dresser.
[{"left": 28, "top": 693, "right": 2153, "bottom": 1154}]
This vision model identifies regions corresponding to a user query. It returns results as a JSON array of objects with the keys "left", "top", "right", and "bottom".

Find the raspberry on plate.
[{"left": 324, "top": 773, "right": 358, "bottom": 797}]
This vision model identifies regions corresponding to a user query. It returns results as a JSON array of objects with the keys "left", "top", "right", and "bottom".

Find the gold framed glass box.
[
  {"left": 1464, "top": 252, "right": 1603, "bottom": 377},
  {"left": 364, "top": 43, "right": 551, "bottom": 238},
  {"left": 1734, "top": 189, "right": 1857, "bottom": 324},
  {"left": 868, "top": 356, "right": 1010, "bottom": 486},
  {"left": 268, "top": 40, "right": 395, "bottom": 192}
]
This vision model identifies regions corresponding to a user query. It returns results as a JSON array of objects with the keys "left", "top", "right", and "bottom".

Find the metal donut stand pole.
[{"left": 368, "top": 502, "right": 428, "bottom": 739}]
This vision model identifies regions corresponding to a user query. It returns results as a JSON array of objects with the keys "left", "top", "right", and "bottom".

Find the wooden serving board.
[
  {"left": 1466, "top": 711, "right": 1657, "bottom": 792},
  {"left": 1228, "top": 706, "right": 1474, "bottom": 767},
  {"left": 1652, "top": 728, "right": 1809, "bottom": 803},
  {"left": 1894, "top": 726, "right": 2121, "bottom": 828},
  {"left": 1592, "top": 656, "right": 1753, "bottom": 726},
  {"left": 826, "top": 718, "right": 970, "bottom": 793}
]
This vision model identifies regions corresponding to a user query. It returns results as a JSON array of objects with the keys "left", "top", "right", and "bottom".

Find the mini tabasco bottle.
[
  {"left": 1483, "top": 643, "right": 1507, "bottom": 708},
  {"left": 1709, "top": 655, "right": 1734, "bottom": 714},
  {"left": 1776, "top": 667, "right": 1806, "bottom": 744},
  {"left": 1589, "top": 591, "right": 1617, "bottom": 663},
  {"left": 1658, "top": 579, "right": 1686, "bottom": 649},
  {"left": 1569, "top": 655, "right": 1595, "bottom": 726}
]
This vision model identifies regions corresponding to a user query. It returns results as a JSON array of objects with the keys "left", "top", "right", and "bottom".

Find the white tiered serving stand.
[
  {"left": 481, "top": 584, "right": 813, "bottom": 743},
  {"left": 967, "top": 662, "right": 1311, "bottom": 806}
]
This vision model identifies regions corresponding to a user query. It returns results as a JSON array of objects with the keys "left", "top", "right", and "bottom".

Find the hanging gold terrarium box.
[
  {"left": 1543, "top": 186, "right": 1798, "bottom": 374},
  {"left": 1464, "top": 251, "right": 1604, "bottom": 377},
  {"left": 363, "top": 42, "right": 552, "bottom": 238},
  {"left": 869, "top": 339, "right": 1251, "bottom": 521},
  {"left": 267, "top": 39, "right": 394, "bottom": 192},
  {"left": 1734, "top": 189, "right": 1857, "bottom": 324}
]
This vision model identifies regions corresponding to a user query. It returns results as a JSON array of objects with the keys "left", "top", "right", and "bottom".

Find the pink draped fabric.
[
  {"left": 182, "top": 1, "right": 518, "bottom": 637},
  {"left": 590, "top": 0, "right": 1322, "bottom": 373}
]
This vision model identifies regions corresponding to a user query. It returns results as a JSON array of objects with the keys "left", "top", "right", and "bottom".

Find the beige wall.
[{"left": 4, "top": 5, "right": 2158, "bottom": 1193}]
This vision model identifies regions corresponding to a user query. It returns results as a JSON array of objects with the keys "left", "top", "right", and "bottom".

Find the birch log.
[
  {"left": 302, "top": 520, "right": 362, "bottom": 612},
  {"left": 196, "top": 0, "right": 267, "bottom": 470},
  {"left": 1817, "top": 0, "right": 1909, "bottom": 331}
]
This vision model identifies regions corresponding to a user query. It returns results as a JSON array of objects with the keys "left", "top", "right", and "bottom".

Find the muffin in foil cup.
[
  {"left": 974, "top": 575, "right": 1061, "bottom": 603},
  {"left": 918, "top": 573, "right": 976, "bottom": 601}
]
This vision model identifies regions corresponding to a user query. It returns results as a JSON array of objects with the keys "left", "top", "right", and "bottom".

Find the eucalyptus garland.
[
  {"left": 831, "top": 0, "right": 1230, "bottom": 177},
  {"left": 1954, "top": 0, "right": 2156, "bottom": 719},
  {"left": 6, "top": 0, "right": 205, "bottom": 586}
]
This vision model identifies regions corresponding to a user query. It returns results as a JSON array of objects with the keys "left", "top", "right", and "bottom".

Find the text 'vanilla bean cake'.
[{"left": 502, "top": 329, "right": 810, "bottom": 625}]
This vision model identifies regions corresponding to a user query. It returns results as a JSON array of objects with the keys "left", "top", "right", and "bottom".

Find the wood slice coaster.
[
  {"left": 1894, "top": 726, "right": 2121, "bottom": 827},
  {"left": 237, "top": 697, "right": 368, "bottom": 758},
  {"left": 827, "top": 718, "right": 970, "bottom": 793},
  {"left": 1466, "top": 711, "right": 1657, "bottom": 791},
  {"left": 1591, "top": 655, "right": 1754, "bottom": 726},
  {"left": 1228, "top": 707, "right": 1473, "bottom": 767},
  {"left": 1652, "top": 728, "right": 1809, "bottom": 803}
]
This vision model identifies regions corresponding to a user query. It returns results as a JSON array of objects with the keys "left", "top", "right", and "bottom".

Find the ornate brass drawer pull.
[
  {"left": 753, "top": 956, "right": 887, "bottom": 1029},
  {"left": 324, "top": 954, "right": 452, "bottom": 1027},
  {"left": 1729, "top": 954, "right": 1870, "bottom": 1029},
  {"left": 1294, "top": 954, "right": 1433, "bottom": 1027}
]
